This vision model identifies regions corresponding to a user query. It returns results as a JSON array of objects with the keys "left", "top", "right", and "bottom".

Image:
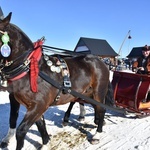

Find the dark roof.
[
  {"left": 74, "top": 37, "right": 118, "bottom": 57},
  {"left": 127, "top": 47, "right": 143, "bottom": 58}
]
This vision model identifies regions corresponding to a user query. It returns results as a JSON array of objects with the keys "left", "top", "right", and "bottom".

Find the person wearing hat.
[{"left": 132, "top": 45, "right": 150, "bottom": 74}]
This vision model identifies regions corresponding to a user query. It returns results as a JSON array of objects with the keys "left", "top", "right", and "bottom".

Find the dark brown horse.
[{"left": 0, "top": 13, "right": 113, "bottom": 150}]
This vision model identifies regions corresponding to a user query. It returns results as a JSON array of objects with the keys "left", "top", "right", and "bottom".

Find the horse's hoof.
[
  {"left": 90, "top": 131, "right": 101, "bottom": 144},
  {"left": 0, "top": 141, "right": 8, "bottom": 148},
  {"left": 78, "top": 116, "right": 85, "bottom": 122},
  {"left": 94, "top": 120, "right": 106, "bottom": 125},
  {"left": 89, "top": 139, "right": 100, "bottom": 145},
  {"left": 62, "top": 121, "right": 69, "bottom": 126},
  {"left": 40, "top": 141, "right": 51, "bottom": 150}
]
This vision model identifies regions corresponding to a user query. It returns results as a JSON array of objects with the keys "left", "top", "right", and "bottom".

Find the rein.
[
  {"left": 0, "top": 29, "right": 131, "bottom": 114},
  {"left": 42, "top": 45, "right": 86, "bottom": 57},
  {"left": 39, "top": 71, "right": 127, "bottom": 115},
  {"left": 0, "top": 30, "right": 131, "bottom": 114}
]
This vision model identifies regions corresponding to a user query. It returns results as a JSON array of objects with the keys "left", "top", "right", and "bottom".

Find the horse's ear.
[
  {"left": 3, "top": 12, "right": 12, "bottom": 24},
  {"left": 0, "top": 12, "right": 12, "bottom": 28}
]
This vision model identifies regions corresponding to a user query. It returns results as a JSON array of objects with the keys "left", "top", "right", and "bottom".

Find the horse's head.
[
  {"left": 0, "top": 12, "right": 34, "bottom": 63},
  {"left": 0, "top": 13, "right": 35, "bottom": 87}
]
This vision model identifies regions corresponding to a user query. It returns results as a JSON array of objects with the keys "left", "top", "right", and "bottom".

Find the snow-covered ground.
[{"left": 0, "top": 71, "right": 150, "bottom": 150}]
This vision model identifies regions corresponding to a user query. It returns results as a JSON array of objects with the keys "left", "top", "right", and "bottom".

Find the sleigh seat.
[{"left": 112, "top": 71, "right": 150, "bottom": 115}]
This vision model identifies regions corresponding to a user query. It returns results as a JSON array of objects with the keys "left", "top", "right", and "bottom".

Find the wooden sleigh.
[{"left": 112, "top": 71, "right": 150, "bottom": 116}]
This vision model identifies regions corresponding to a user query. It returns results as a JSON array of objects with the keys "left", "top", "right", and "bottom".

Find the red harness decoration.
[
  {"left": 29, "top": 40, "right": 43, "bottom": 92},
  {"left": 8, "top": 40, "right": 43, "bottom": 92}
]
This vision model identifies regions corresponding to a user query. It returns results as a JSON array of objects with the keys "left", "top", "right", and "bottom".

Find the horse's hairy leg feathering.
[{"left": 0, "top": 128, "right": 16, "bottom": 148}]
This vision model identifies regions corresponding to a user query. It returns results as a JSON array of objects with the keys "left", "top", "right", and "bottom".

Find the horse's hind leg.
[
  {"left": 90, "top": 105, "right": 106, "bottom": 144},
  {"left": 0, "top": 93, "right": 20, "bottom": 148},
  {"left": 90, "top": 83, "right": 108, "bottom": 144},
  {"left": 93, "top": 104, "right": 106, "bottom": 126}
]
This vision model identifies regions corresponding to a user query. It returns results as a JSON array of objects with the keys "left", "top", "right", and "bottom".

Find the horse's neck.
[{"left": 9, "top": 23, "right": 33, "bottom": 57}]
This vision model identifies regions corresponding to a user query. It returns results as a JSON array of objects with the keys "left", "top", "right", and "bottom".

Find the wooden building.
[{"left": 74, "top": 37, "right": 118, "bottom": 64}]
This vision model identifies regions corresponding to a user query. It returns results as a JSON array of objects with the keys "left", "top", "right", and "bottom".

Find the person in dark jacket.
[
  {"left": 132, "top": 45, "right": 150, "bottom": 74},
  {"left": 132, "top": 45, "right": 150, "bottom": 102}
]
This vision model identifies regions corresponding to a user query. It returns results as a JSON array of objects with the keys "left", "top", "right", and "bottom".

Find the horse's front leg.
[
  {"left": 63, "top": 102, "right": 75, "bottom": 126},
  {"left": 78, "top": 103, "right": 86, "bottom": 121},
  {"left": 15, "top": 107, "right": 50, "bottom": 150},
  {"left": 0, "top": 93, "right": 20, "bottom": 148},
  {"left": 35, "top": 116, "right": 50, "bottom": 150},
  {"left": 63, "top": 101, "right": 86, "bottom": 126}
]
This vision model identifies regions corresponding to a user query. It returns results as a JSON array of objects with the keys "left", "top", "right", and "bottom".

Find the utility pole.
[{"left": 118, "top": 30, "right": 131, "bottom": 57}]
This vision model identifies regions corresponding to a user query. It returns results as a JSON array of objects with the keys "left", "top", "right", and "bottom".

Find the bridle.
[{"left": 0, "top": 29, "right": 44, "bottom": 88}]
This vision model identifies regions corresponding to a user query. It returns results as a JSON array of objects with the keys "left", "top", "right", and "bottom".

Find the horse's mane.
[{"left": 9, "top": 23, "right": 33, "bottom": 45}]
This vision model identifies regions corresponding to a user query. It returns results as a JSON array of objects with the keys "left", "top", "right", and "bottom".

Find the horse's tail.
[{"left": 105, "top": 81, "right": 114, "bottom": 106}]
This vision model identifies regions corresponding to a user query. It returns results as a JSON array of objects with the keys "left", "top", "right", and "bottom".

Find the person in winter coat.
[{"left": 132, "top": 45, "right": 150, "bottom": 75}]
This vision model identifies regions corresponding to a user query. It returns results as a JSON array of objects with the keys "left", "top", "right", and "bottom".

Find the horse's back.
[{"left": 66, "top": 54, "right": 109, "bottom": 76}]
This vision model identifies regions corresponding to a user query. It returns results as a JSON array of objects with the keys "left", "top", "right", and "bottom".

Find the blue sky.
[{"left": 1, "top": 0, "right": 150, "bottom": 58}]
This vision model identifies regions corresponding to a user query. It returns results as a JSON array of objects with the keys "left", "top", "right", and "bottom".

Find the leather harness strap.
[{"left": 39, "top": 71, "right": 126, "bottom": 114}]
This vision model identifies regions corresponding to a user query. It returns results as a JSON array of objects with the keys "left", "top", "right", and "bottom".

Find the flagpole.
[{"left": 116, "top": 30, "right": 131, "bottom": 66}]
